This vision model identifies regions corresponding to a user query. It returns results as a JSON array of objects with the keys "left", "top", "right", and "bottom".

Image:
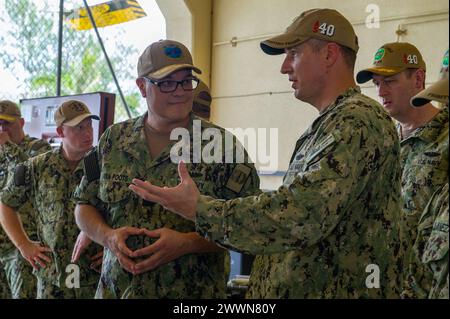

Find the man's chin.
[
  {"left": 166, "top": 110, "right": 191, "bottom": 121},
  {"left": 295, "top": 91, "right": 309, "bottom": 103}
]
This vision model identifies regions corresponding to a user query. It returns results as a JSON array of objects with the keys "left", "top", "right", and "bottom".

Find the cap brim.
[
  {"left": 260, "top": 33, "right": 307, "bottom": 55},
  {"left": 356, "top": 67, "right": 405, "bottom": 84},
  {"left": 63, "top": 114, "right": 100, "bottom": 127},
  {"left": 0, "top": 114, "right": 19, "bottom": 122},
  {"left": 411, "top": 79, "right": 449, "bottom": 107},
  {"left": 147, "top": 64, "right": 202, "bottom": 80}
]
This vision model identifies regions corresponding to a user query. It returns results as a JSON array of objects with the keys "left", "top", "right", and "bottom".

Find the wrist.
[
  {"left": 103, "top": 228, "right": 115, "bottom": 251},
  {"left": 184, "top": 232, "right": 201, "bottom": 254},
  {"left": 16, "top": 239, "right": 32, "bottom": 253}
]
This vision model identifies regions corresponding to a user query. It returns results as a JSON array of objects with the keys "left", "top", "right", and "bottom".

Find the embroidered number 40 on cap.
[
  {"left": 313, "top": 21, "right": 336, "bottom": 37},
  {"left": 407, "top": 54, "right": 418, "bottom": 64},
  {"left": 319, "top": 22, "right": 335, "bottom": 36}
]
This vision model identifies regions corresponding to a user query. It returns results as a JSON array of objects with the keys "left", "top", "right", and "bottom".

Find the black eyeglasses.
[{"left": 144, "top": 77, "right": 200, "bottom": 93}]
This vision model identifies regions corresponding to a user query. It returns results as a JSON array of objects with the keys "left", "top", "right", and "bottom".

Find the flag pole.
[{"left": 82, "top": 0, "right": 132, "bottom": 118}]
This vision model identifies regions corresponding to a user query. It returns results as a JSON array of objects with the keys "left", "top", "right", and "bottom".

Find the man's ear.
[
  {"left": 56, "top": 126, "right": 64, "bottom": 138},
  {"left": 414, "top": 69, "right": 426, "bottom": 90},
  {"left": 136, "top": 78, "right": 147, "bottom": 97},
  {"left": 18, "top": 118, "right": 25, "bottom": 128},
  {"left": 325, "top": 42, "right": 340, "bottom": 67}
]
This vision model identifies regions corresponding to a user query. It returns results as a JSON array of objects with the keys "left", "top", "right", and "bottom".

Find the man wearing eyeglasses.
[{"left": 73, "top": 40, "right": 260, "bottom": 298}]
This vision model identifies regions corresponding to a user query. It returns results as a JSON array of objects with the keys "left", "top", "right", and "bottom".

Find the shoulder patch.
[
  {"left": 225, "top": 164, "right": 252, "bottom": 194},
  {"left": 305, "top": 134, "right": 336, "bottom": 165},
  {"left": 14, "top": 165, "right": 27, "bottom": 186}
]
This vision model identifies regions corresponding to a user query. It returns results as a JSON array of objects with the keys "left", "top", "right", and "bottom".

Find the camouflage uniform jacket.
[
  {"left": 74, "top": 113, "right": 260, "bottom": 299},
  {"left": 0, "top": 135, "right": 51, "bottom": 257},
  {"left": 0, "top": 146, "right": 101, "bottom": 293},
  {"left": 404, "top": 183, "right": 449, "bottom": 299},
  {"left": 196, "top": 87, "right": 404, "bottom": 298},
  {"left": 398, "top": 107, "right": 448, "bottom": 281}
]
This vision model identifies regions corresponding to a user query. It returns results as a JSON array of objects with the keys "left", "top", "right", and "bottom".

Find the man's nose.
[
  {"left": 280, "top": 56, "right": 292, "bottom": 75},
  {"left": 377, "top": 82, "right": 389, "bottom": 97}
]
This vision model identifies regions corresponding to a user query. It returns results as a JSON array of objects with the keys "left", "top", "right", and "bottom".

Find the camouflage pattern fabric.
[
  {"left": 0, "top": 259, "right": 10, "bottom": 298},
  {"left": 74, "top": 113, "right": 260, "bottom": 299},
  {"left": 404, "top": 183, "right": 449, "bottom": 299},
  {"left": 1, "top": 249, "right": 38, "bottom": 299},
  {"left": 0, "top": 135, "right": 51, "bottom": 299},
  {"left": 397, "top": 107, "right": 448, "bottom": 292},
  {"left": 0, "top": 147, "right": 101, "bottom": 299},
  {"left": 196, "top": 87, "right": 404, "bottom": 298}
]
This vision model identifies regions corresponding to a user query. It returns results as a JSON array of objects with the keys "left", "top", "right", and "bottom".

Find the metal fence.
[{"left": 0, "top": 0, "right": 159, "bottom": 122}]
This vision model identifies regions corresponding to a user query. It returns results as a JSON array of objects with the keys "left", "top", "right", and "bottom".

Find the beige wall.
[
  {"left": 185, "top": 0, "right": 213, "bottom": 86},
  {"left": 156, "top": 0, "right": 192, "bottom": 51},
  {"left": 158, "top": 0, "right": 449, "bottom": 190},
  {"left": 156, "top": 0, "right": 212, "bottom": 86}
]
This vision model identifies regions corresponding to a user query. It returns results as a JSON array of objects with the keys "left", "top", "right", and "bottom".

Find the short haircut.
[
  {"left": 404, "top": 68, "right": 426, "bottom": 89},
  {"left": 307, "top": 38, "right": 357, "bottom": 70}
]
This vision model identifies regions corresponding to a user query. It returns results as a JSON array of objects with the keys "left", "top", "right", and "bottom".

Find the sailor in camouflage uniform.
[
  {"left": 73, "top": 40, "right": 259, "bottom": 299},
  {"left": 129, "top": 9, "right": 404, "bottom": 298},
  {"left": 415, "top": 184, "right": 449, "bottom": 299},
  {"left": 0, "top": 100, "right": 51, "bottom": 299},
  {"left": 403, "top": 50, "right": 449, "bottom": 299},
  {"left": 358, "top": 45, "right": 449, "bottom": 298},
  {"left": 0, "top": 100, "right": 102, "bottom": 298}
]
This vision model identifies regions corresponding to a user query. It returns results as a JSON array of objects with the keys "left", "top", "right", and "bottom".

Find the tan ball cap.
[
  {"left": 410, "top": 79, "right": 449, "bottom": 108},
  {"left": 411, "top": 49, "right": 449, "bottom": 107},
  {"left": 192, "top": 80, "right": 212, "bottom": 119},
  {"left": 137, "top": 39, "right": 202, "bottom": 80},
  {"left": 0, "top": 100, "right": 21, "bottom": 122},
  {"left": 357, "top": 42, "right": 426, "bottom": 83},
  {"left": 54, "top": 100, "right": 100, "bottom": 127},
  {"left": 260, "top": 8, "right": 359, "bottom": 55}
]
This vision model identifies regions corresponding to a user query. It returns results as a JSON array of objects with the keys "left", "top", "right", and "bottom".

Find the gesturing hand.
[{"left": 129, "top": 161, "right": 200, "bottom": 221}]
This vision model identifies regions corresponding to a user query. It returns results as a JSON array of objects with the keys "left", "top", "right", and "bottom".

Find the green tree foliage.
[{"left": 0, "top": 0, "right": 141, "bottom": 120}]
